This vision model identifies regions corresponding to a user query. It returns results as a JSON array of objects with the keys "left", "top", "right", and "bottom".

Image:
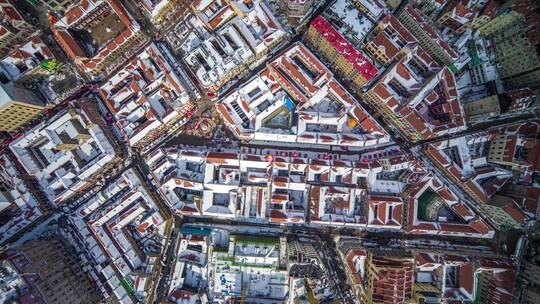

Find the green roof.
[
  {"left": 120, "top": 278, "right": 133, "bottom": 294},
  {"left": 233, "top": 234, "right": 280, "bottom": 246}
]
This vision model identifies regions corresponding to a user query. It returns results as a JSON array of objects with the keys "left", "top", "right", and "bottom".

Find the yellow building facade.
[
  {"left": 478, "top": 10, "right": 521, "bottom": 37},
  {"left": 463, "top": 95, "right": 500, "bottom": 123},
  {"left": 305, "top": 21, "right": 372, "bottom": 90},
  {"left": 0, "top": 101, "right": 44, "bottom": 132}
]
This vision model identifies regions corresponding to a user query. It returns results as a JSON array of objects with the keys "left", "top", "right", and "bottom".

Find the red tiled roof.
[
  {"left": 311, "top": 15, "right": 378, "bottom": 81},
  {"left": 481, "top": 0, "right": 501, "bottom": 18}
]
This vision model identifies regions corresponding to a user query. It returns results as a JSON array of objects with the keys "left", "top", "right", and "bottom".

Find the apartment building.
[
  {"left": 284, "top": 0, "right": 313, "bottom": 24},
  {"left": 36, "top": 0, "right": 76, "bottom": 11},
  {"left": 364, "top": 46, "right": 466, "bottom": 142},
  {"left": 0, "top": 1, "right": 35, "bottom": 58},
  {"left": 463, "top": 95, "right": 501, "bottom": 123},
  {"left": 4, "top": 237, "right": 103, "bottom": 304},
  {"left": 99, "top": 43, "right": 193, "bottom": 149},
  {"left": 305, "top": 15, "right": 378, "bottom": 89},
  {"left": 147, "top": 146, "right": 430, "bottom": 229},
  {"left": 0, "top": 36, "right": 54, "bottom": 83},
  {"left": 138, "top": 0, "right": 186, "bottom": 28},
  {"left": 488, "top": 133, "right": 538, "bottom": 171},
  {"left": 491, "top": 22, "right": 540, "bottom": 90},
  {"left": 362, "top": 251, "right": 414, "bottom": 304},
  {"left": 397, "top": 5, "right": 459, "bottom": 65},
  {"left": 364, "top": 15, "right": 418, "bottom": 66},
  {"left": 208, "top": 234, "right": 289, "bottom": 302},
  {"left": 50, "top": 0, "right": 146, "bottom": 79},
  {"left": 0, "top": 83, "right": 45, "bottom": 132},
  {"left": 66, "top": 168, "right": 171, "bottom": 304},
  {"left": 405, "top": 172, "right": 495, "bottom": 237},
  {"left": 181, "top": 0, "right": 286, "bottom": 93},
  {"left": 166, "top": 232, "right": 210, "bottom": 302},
  {"left": 477, "top": 4, "right": 522, "bottom": 36},
  {"left": 217, "top": 42, "right": 389, "bottom": 147},
  {"left": 423, "top": 125, "right": 536, "bottom": 230},
  {"left": 470, "top": 0, "right": 500, "bottom": 30},
  {"left": 415, "top": 253, "right": 517, "bottom": 303},
  {"left": 436, "top": 1, "right": 476, "bottom": 33},
  {"left": 9, "top": 100, "right": 119, "bottom": 204},
  {"left": 0, "top": 155, "right": 43, "bottom": 245}
]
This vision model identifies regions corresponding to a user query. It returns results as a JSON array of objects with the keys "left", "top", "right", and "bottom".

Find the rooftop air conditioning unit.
[{"left": 437, "top": 216, "right": 448, "bottom": 222}]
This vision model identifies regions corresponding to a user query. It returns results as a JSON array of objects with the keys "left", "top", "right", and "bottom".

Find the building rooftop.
[
  {"left": 310, "top": 15, "right": 378, "bottom": 81},
  {"left": 182, "top": 0, "right": 286, "bottom": 91},
  {"left": 218, "top": 42, "right": 388, "bottom": 146},
  {"left": 147, "top": 146, "right": 426, "bottom": 228},
  {"left": 0, "top": 259, "right": 32, "bottom": 304},
  {"left": 0, "top": 36, "right": 54, "bottom": 82},
  {"left": 402, "top": 4, "right": 459, "bottom": 62},
  {"left": 99, "top": 43, "right": 193, "bottom": 148},
  {"left": 0, "top": 36, "right": 85, "bottom": 105},
  {"left": 50, "top": 0, "right": 144, "bottom": 79},
  {"left": 438, "top": 1, "right": 477, "bottom": 30},
  {"left": 406, "top": 173, "right": 495, "bottom": 238},
  {"left": 325, "top": 0, "right": 375, "bottom": 45},
  {"left": 367, "top": 46, "right": 466, "bottom": 141},
  {"left": 415, "top": 252, "right": 517, "bottom": 303},
  {"left": 67, "top": 168, "right": 169, "bottom": 303},
  {"left": 9, "top": 101, "right": 118, "bottom": 204},
  {"left": 0, "top": 155, "right": 43, "bottom": 245},
  {"left": 366, "top": 15, "right": 418, "bottom": 64},
  {"left": 208, "top": 234, "right": 288, "bottom": 301}
]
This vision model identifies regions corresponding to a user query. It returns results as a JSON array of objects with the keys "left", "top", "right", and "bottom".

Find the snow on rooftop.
[
  {"left": 311, "top": 15, "right": 378, "bottom": 80},
  {"left": 182, "top": 0, "right": 285, "bottom": 90},
  {"left": 149, "top": 146, "right": 425, "bottom": 228},
  {"left": 327, "top": 0, "right": 375, "bottom": 43},
  {"left": 9, "top": 104, "right": 117, "bottom": 204},
  {"left": 99, "top": 43, "right": 192, "bottom": 147},
  {"left": 0, "top": 156, "right": 43, "bottom": 245},
  {"left": 68, "top": 168, "right": 168, "bottom": 303},
  {"left": 217, "top": 42, "right": 387, "bottom": 147}
]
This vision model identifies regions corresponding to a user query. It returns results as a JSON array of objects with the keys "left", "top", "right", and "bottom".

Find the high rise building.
[
  {"left": 363, "top": 251, "right": 414, "bottom": 304},
  {"left": 477, "top": 5, "right": 522, "bottom": 36},
  {"left": 477, "top": 0, "right": 540, "bottom": 89},
  {"left": 3, "top": 237, "right": 103, "bottom": 304},
  {"left": 521, "top": 261, "right": 540, "bottom": 303},
  {"left": 397, "top": 5, "right": 459, "bottom": 66},
  {"left": 0, "top": 83, "right": 45, "bottom": 132},
  {"left": 491, "top": 22, "right": 540, "bottom": 90},
  {"left": 488, "top": 134, "right": 535, "bottom": 170},
  {"left": 474, "top": 258, "right": 517, "bottom": 304}
]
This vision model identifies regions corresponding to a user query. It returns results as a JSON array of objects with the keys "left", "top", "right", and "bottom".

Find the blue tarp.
[{"left": 284, "top": 96, "right": 295, "bottom": 111}]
